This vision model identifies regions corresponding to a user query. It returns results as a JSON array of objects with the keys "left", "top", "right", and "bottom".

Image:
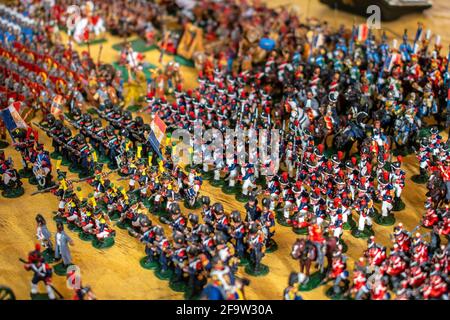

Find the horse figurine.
[
  {"left": 291, "top": 237, "right": 339, "bottom": 280},
  {"left": 426, "top": 171, "right": 447, "bottom": 210}
]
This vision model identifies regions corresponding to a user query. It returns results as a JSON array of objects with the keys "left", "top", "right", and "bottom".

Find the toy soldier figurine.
[
  {"left": 375, "top": 171, "right": 396, "bottom": 225},
  {"left": 222, "top": 157, "right": 239, "bottom": 193},
  {"left": 230, "top": 210, "right": 247, "bottom": 262},
  {"left": 35, "top": 214, "right": 53, "bottom": 262},
  {"left": 351, "top": 187, "right": 375, "bottom": 238},
  {"left": 350, "top": 258, "right": 370, "bottom": 300},
  {"left": 412, "top": 138, "right": 430, "bottom": 184},
  {"left": 22, "top": 244, "right": 56, "bottom": 300},
  {"left": 324, "top": 249, "right": 350, "bottom": 299},
  {"left": 245, "top": 222, "right": 268, "bottom": 276},
  {"left": 260, "top": 197, "right": 276, "bottom": 252},
  {"left": 32, "top": 143, "right": 54, "bottom": 189},
  {"left": 0, "top": 152, "right": 24, "bottom": 198},
  {"left": 244, "top": 195, "right": 261, "bottom": 222},
  {"left": 54, "top": 222, "right": 74, "bottom": 275},
  {"left": 283, "top": 272, "right": 304, "bottom": 300},
  {"left": 390, "top": 157, "right": 406, "bottom": 211}
]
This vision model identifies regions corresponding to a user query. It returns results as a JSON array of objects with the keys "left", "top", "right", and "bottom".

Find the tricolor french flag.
[
  {"left": 0, "top": 104, "right": 28, "bottom": 141},
  {"left": 357, "top": 24, "right": 369, "bottom": 42},
  {"left": 147, "top": 114, "right": 167, "bottom": 159},
  {"left": 386, "top": 53, "right": 402, "bottom": 72}
]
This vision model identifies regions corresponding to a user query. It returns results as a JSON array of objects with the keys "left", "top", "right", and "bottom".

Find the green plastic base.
[
  {"left": 109, "top": 212, "right": 120, "bottom": 221},
  {"left": 0, "top": 140, "right": 9, "bottom": 149},
  {"left": 351, "top": 227, "right": 374, "bottom": 239},
  {"left": 338, "top": 240, "right": 348, "bottom": 253},
  {"left": 79, "top": 232, "right": 95, "bottom": 241},
  {"left": 184, "top": 289, "right": 201, "bottom": 300},
  {"left": 299, "top": 272, "right": 326, "bottom": 291},
  {"left": 127, "top": 105, "right": 142, "bottom": 112},
  {"left": 221, "top": 184, "right": 238, "bottom": 194},
  {"left": 92, "top": 237, "right": 115, "bottom": 249},
  {"left": 235, "top": 192, "right": 249, "bottom": 203},
  {"left": 111, "top": 39, "right": 158, "bottom": 52},
  {"left": 78, "top": 170, "right": 93, "bottom": 180},
  {"left": 18, "top": 168, "right": 33, "bottom": 178},
  {"left": 169, "top": 280, "right": 187, "bottom": 292},
  {"left": 201, "top": 170, "right": 214, "bottom": 180},
  {"left": 67, "top": 223, "right": 82, "bottom": 232},
  {"left": 244, "top": 263, "right": 270, "bottom": 277},
  {"left": 369, "top": 208, "right": 378, "bottom": 218},
  {"left": 53, "top": 262, "right": 72, "bottom": 276},
  {"left": 343, "top": 217, "right": 356, "bottom": 230},
  {"left": 28, "top": 176, "right": 38, "bottom": 185},
  {"left": 61, "top": 157, "right": 72, "bottom": 166},
  {"left": 210, "top": 179, "right": 225, "bottom": 187},
  {"left": 374, "top": 214, "right": 396, "bottom": 226},
  {"left": 42, "top": 249, "right": 55, "bottom": 263},
  {"left": 140, "top": 257, "right": 159, "bottom": 270},
  {"left": 276, "top": 210, "right": 291, "bottom": 227},
  {"left": 265, "top": 239, "right": 278, "bottom": 253},
  {"left": 325, "top": 285, "right": 350, "bottom": 300},
  {"left": 78, "top": 38, "right": 108, "bottom": 46},
  {"left": 116, "top": 220, "right": 132, "bottom": 230},
  {"left": 50, "top": 152, "right": 62, "bottom": 160},
  {"left": 2, "top": 186, "right": 25, "bottom": 198},
  {"left": 154, "top": 267, "right": 173, "bottom": 280},
  {"left": 256, "top": 176, "right": 267, "bottom": 187},
  {"left": 53, "top": 215, "right": 67, "bottom": 224},
  {"left": 411, "top": 174, "right": 428, "bottom": 184},
  {"left": 183, "top": 198, "right": 201, "bottom": 209},
  {"left": 69, "top": 165, "right": 82, "bottom": 174},
  {"left": 293, "top": 227, "right": 308, "bottom": 235},
  {"left": 393, "top": 199, "right": 405, "bottom": 212},
  {"left": 30, "top": 293, "right": 52, "bottom": 300},
  {"left": 238, "top": 257, "right": 251, "bottom": 266}
]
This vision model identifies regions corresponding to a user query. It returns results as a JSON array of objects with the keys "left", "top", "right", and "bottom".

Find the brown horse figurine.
[
  {"left": 426, "top": 171, "right": 447, "bottom": 210},
  {"left": 291, "top": 237, "right": 339, "bottom": 278}
]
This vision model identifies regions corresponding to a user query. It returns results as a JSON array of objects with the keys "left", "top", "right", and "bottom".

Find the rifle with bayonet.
[
  {"left": 18, "top": 258, "right": 64, "bottom": 299},
  {"left": 31, "top": 169, "right": 119, "bottom": 195},
  {"left": 92, "top": 108, "right": 144, "bottom": 142},
  {"left": 64, "top": 116, "right": 108, "bottom": 144},
  {"left": 33, "top": 122, "right": 81, "bottom": 157}
]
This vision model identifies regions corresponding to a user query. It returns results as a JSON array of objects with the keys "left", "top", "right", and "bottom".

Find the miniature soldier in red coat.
[{"left": 23, "top": 244, "right": 56, "bottom": 300}]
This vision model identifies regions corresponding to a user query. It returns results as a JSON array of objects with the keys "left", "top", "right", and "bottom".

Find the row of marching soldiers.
[{"left": 285, "top": 223, "right": 448, "bottom": 300}]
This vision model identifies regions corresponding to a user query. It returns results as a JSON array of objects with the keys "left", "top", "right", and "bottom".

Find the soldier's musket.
[
  {"left": 18, "top": 258, "right": 64, "bottom": 299},
  {"left": 92, "top": 109, "right": 144, "bottom": 142},
  {"left": 33, "top": 122, "right": 81, "bottom": 157},
  {"left": 64, "top": 117, "right": 107, "bottom": 144},
  {"left": 31, "top": 184, "right": 59, "bottom": 195}
]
